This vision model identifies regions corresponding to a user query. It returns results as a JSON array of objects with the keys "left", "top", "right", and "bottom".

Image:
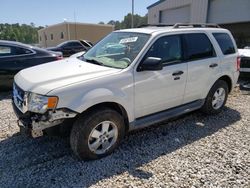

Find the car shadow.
[
  {"left": 0, "top": 107, "right": 241, "bottom": 187},
  {"left": 0, "top": 92, "right": 11, "bottom": 101}
]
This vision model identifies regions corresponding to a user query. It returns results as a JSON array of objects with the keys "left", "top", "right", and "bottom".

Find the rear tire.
[
  {"left": 70, "top": 108, "right": 125, "bottom": 160},
  {"left": 201, "top": 80, "right": 229, "bottom": 114}
]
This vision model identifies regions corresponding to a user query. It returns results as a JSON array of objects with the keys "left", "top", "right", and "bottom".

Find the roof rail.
[
  {"left": 173, "top": 23, "right": 220, "bottom": 28},
  {"left": 138, "top": 24, "right": 174, "bottom": 28}
]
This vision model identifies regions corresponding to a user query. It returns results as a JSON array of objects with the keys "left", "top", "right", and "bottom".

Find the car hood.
[{"left": 14, "top": 58, "right": 122, "bottom": 95}]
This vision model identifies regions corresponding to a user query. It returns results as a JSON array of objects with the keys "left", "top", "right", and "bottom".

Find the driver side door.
[{"left": 134, "top": 34, "right": 188, "bottom": 118}]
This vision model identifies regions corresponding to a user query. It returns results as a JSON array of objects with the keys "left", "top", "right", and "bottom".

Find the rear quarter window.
[{"left": 213, "top": 33, "right": 236, "bottom": 55}]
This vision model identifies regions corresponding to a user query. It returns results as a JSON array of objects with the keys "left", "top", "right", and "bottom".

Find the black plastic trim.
[{"left": 129, "top": 99, "right": 205, "bottom": 131}]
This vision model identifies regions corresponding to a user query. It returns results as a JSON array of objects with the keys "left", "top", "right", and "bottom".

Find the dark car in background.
[
  {"left": 47, "top": 40, "right": 93, "bottom": 57},
  {"left": 0, "top": 40, "right": 63, "bottom": 90}
]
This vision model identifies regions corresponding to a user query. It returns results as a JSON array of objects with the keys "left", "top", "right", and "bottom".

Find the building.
[
  {"left": 148, "top": 0, "right": 250, "bottom": 47},
  {"left": 38, "top": 22, "right": 114, "bottom": 47}
]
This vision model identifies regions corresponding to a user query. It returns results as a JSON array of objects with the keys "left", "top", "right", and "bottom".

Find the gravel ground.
[{"left": 0, "top": 88, "right": 249, "bottom": 188}]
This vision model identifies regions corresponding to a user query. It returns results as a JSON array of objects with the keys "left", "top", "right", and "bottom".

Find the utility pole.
[
  {"left": 132, "top": 0, "right": 134, "bottom": 28},
  {"left": 74, "top": 11, "right": 77, "bottom": 39}
]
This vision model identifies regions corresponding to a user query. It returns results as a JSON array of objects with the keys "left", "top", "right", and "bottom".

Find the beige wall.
[
  {"left": 148, "top": 0, "right": 209, "bottom": 24},
  {"left": 38, "top": 22, "right": 114, "bottom": 48}
]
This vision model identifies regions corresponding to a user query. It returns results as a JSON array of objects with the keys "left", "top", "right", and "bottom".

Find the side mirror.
[{"left": 138, "top": 57, "right": 163, "bottom": 72}]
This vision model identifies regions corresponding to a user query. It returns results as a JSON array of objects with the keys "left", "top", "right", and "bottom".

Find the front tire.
[
  {"left": 70, "top": 108, "right": 125, "bottom": 160},
  {"left": 201, "top": 80, "right": 229, "bottom": 114}
]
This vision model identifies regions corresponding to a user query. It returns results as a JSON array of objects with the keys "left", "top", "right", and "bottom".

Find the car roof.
[
  {"left": 0, "top": 40, "right": 34, "bottom": 48},
  {"left": 115, "top": 25, "right": 228, "bottom": 35}
]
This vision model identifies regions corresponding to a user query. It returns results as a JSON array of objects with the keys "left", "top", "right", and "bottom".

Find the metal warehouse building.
[
  {"left": 38, "top": 22, "right": 114, "bottom": 48},
  {"left": 148, "top": 0, "right": 250, "bottom": 47}
]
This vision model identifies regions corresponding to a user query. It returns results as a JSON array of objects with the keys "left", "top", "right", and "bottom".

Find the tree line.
[
  {"left": 0, "top": 23, "right": 43, "bottom": 44},
  {"left": 0, "top": 13, "right": 147, "bottom": 44},
  {"left": 99, "top": 13, "right": 148, "bottom": 30}
]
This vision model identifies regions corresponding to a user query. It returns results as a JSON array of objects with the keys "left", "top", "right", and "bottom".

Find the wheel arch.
[
  {"left": 79, "top": 102, "right": 130, "bottom": 132},
  {"left": 218, "top": 75, "right": 233, "bottom": 93}
]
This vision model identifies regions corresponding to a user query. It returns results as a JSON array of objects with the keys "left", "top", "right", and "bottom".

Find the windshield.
[{"left": 81, "top": 32, "right": 150, "bottom": 69}]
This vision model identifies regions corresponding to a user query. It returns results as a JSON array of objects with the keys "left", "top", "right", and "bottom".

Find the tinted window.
[
  {"left": 0, "top": 46, "right": 11, "bottom": 56},
  {"left": 213, "top": 33, "right": 236, "bottom": 55},
  {"left": 144, "top": 35, "right": 182, "bottom": 64},
  {"left": 67, "top": 42, "right": 82, "bottom": 47},
  {"left": 12, "top": 47, "right": 33, "bottom": 55},
  {"left": 184, "top": 33, "right": 215, "bottom": 61},
  {"left": 0, "top": 46, "right": 33, "bottom": 57}
]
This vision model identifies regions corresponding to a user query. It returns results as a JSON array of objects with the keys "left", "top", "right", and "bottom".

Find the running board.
[{"left": 129, "top": 100, "right": 205, "bottom": 131}]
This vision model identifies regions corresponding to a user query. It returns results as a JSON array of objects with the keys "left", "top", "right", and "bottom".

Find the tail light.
[
  {"left": 237, "top": 56, "right": 241, "bottom": 71},
  {"left": 56, "top": 56, "right": 63, "bottom": 61}
]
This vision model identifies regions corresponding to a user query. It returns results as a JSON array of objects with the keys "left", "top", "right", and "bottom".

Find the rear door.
[{"left": 182, "top": 33, "right": 221, "bottom": 104}]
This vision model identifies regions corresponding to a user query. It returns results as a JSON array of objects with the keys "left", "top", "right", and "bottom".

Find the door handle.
[
  {"left": 209, "top": 63, "right": 218, "bottom": 68},
  {"left": 172, "top": 71, "right": 184, "bottom": 76}
]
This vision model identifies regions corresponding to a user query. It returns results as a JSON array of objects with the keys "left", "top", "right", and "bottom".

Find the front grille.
[
  {"left": 13, "top": 82, "right": 27, "bottom": 113},
  {"left": 241, "top": 57, "right": 250, "bottom": 68},
  {"left": 13, "top": 82, "right": 25, "bottom": 100}
]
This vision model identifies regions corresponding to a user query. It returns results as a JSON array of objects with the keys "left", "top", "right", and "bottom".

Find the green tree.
[
  {"left": 107, "top": 13, "right": 148, "bottom": 30},
  {"left": 0, "top": 23, "right": 43, "bottom": 44}
]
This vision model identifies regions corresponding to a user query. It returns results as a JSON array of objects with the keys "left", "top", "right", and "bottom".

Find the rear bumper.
[
  {"left": 239, "top": 71, "right": 250, "bottom": 78},
  {"left": 240, "top": 82, "right": 250, "bottom": 95}
]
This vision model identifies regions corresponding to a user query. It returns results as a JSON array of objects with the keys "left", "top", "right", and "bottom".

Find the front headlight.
[{"left": 28, "top": 93, "right": 58, "bottom": 114}]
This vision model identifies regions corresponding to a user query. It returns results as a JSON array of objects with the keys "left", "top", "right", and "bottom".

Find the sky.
[{"left": 0, "top": 0, "right": 157, "bottom": 27}]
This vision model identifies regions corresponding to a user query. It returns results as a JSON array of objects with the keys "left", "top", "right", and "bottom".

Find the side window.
[
  {"left": 0, "top": 46, "right": 11, "bottom": 57},
  {"left": 184, "top": 33, "right": 216, "bottom": 61},
  {"left": 213, "top": 33, "right": 236, "bottom": 55},
  {"left": 12, "top": 47, "right": 33, "bottom": 55},
  {"left": 144, "top": 35, "right": 182, "bottom": 64},
  {"left": 0, "top": 46, "right": 33, "bottom": 57},
  {"left": 65, "top": 42, "right": 80, "bottom": 47},
  {"left": 73, "top": 42, "right": 83, "bottom": 47}
]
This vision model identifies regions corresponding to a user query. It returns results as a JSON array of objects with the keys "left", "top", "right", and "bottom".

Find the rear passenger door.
[{"left": 183, "top": 33, "right": 221, "bottom": 104}]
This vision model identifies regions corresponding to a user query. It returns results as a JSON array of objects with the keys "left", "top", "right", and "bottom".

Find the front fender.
[{"left": 64, "top": 87, "right": 134, "bottom": 122}]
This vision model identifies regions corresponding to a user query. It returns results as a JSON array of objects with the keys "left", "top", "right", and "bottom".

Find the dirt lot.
[{"left": 0, "top": 88, "right": 249, "bottom": 188}]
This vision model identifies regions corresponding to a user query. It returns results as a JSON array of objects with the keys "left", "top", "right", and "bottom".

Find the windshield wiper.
[{"left": 84, "top": 58, "right": 104, "bottom": 66}]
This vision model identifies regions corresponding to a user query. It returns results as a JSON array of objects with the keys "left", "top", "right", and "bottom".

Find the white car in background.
[{"left": 238, "top": 48, "right": 250, "bottom": 78}]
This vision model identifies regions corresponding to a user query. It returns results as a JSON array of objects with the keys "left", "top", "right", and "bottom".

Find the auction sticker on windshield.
[{"left": 119, "top": 37, "right": 138, "bottom": 44}]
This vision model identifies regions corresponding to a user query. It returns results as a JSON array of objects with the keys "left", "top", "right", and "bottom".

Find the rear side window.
[
  {"left": 213, "top": 33, "right": 236, "bottom": 55},
  {"left": 184, "top": 33, "right": 215, "bottom": 61},
  {"left": 0, "top": 46, "right": 33, "bottom": 57},
  {"left": 11, "top": 47, "right": 33, "bottom": 55},
  {"left": 0, "top": 46, "right": 11, "bottom": 57},
  {"left": 67, "top": 42, "right": 83, "bottom": 47}
]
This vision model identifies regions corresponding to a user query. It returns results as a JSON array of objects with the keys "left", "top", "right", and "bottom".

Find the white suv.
[{"left": 12, "top": 24, "right": 240, "bottom": 160}]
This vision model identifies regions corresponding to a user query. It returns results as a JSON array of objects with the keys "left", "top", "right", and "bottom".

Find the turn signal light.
[{"left": 47, "top": 97, "right": 58, "bottom": 109}]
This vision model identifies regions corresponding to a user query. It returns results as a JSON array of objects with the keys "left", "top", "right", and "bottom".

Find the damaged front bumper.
[{"left": 12, "top": 101, "right": 77, "bottom": 138}]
